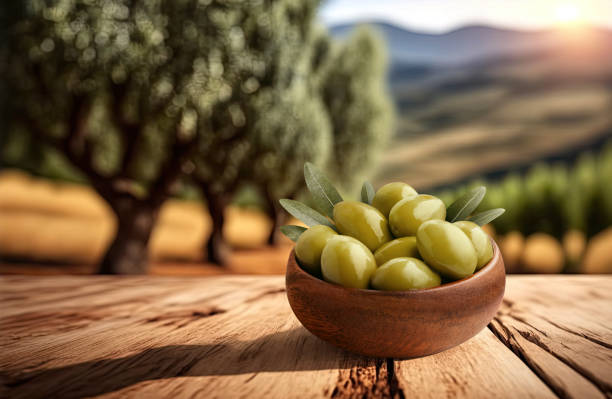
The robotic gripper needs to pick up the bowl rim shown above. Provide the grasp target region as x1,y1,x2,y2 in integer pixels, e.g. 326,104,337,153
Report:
287,238,502,297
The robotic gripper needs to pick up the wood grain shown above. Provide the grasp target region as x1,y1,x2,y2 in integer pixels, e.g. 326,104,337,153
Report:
394,329,557,399
489,276,612,399
1,275,611,398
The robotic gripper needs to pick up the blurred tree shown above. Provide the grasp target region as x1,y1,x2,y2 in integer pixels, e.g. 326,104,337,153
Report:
248,24,395,247
447,140,612,244
3,1,395,269
3,0,248,274
249,85,332,246
321,26,394,194
248,23,333,246
192,0,327,261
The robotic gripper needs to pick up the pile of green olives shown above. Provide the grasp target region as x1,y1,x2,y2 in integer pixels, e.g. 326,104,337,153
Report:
294,182,494,291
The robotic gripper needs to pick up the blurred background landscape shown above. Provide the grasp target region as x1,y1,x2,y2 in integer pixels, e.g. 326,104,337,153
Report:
1,0,611,275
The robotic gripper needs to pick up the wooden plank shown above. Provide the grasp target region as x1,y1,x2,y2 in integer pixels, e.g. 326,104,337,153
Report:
1,276,611,398
489,276,612,399
0,276,380,399
394,328,557,399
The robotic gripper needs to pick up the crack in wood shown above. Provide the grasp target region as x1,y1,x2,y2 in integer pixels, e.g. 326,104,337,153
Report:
488,320,565,398
330,358,404,398
490,316,609,399
245,288,286,303
539,316,612,350
144,308,226,327
386,358,405,399
507,312,610,394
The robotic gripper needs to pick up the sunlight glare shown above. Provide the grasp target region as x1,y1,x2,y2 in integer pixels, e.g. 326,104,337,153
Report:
554,3,582,24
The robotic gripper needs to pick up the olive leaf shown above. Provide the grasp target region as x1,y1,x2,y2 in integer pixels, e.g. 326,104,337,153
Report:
280,225,307,242
279,199,336,230
304,162,343,218
446,186,486,222
361,181,375,205
467,208,506,226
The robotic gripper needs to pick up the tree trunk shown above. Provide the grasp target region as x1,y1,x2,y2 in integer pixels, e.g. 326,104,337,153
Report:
264,190,286,246
98,199,159,275
202,186,230,266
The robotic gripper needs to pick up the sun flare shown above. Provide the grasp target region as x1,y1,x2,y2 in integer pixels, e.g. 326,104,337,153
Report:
554,3,582,24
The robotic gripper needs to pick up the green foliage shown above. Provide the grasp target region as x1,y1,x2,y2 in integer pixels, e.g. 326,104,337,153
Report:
280,225,307,242
446,186,486,222
321,26,394,194
443,185,503,225
3,0,255,197
233,1,334,210
279,199,335,229
247,83,332,202
279,162,341,237
304,162,343,218
467,209,506,226
361,182,375,204
442,142,612,238
4,0,395,222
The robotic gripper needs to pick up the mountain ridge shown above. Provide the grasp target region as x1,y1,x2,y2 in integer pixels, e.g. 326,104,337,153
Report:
330,21,612,65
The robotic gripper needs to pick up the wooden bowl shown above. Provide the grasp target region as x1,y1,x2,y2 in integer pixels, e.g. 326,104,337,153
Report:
285,240,505,358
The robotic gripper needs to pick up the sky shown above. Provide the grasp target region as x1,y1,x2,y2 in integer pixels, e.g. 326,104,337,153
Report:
319,0,612,33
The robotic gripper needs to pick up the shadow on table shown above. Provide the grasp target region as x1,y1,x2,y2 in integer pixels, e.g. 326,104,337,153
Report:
2,327,368,398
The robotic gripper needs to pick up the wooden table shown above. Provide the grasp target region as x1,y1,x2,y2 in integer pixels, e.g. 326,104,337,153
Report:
1,275,611,399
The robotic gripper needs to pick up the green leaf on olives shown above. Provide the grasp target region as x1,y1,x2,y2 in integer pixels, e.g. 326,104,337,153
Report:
361,181,375,205
304,162,343,218
279,199,336,230
467,208,506,226
446,186,486,222
280,225,307,242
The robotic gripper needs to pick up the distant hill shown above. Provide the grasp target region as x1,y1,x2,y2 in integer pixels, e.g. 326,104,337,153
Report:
329,22,612,190
330,21,612,66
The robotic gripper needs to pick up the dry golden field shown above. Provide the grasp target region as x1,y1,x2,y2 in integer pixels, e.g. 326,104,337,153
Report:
0,170,294,275
1,170,611,275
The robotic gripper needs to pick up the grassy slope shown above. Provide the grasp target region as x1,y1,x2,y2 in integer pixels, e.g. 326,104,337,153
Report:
376,46,612,190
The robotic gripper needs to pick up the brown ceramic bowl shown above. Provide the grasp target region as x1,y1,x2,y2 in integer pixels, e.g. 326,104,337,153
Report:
286,240,505,358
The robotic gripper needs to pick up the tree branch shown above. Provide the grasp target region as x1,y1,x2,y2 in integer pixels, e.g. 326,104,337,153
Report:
109,82,144,177
22,100,112,200
148,129,197,207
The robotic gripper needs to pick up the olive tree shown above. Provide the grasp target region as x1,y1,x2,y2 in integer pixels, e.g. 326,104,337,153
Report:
239,24,394,248
193,0,325,261
321,26,394,193
3,0,245,274
246,17,333,246
249,85,332,245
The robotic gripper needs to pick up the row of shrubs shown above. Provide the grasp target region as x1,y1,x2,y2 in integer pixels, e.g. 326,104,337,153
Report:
437,140,612,240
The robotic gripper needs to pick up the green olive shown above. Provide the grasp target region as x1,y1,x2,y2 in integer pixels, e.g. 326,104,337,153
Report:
373,236,419,266
416,220,477,279
371,257,441,291
454,221,493,270
372,182,418,218
321,235,377,289
389,194,446,237
333,200,392,252
295,225,338,276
